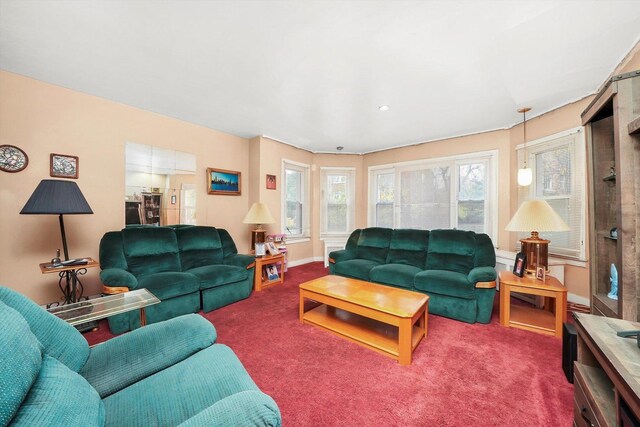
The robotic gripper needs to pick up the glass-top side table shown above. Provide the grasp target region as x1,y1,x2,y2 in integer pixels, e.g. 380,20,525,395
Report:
47,288,160,327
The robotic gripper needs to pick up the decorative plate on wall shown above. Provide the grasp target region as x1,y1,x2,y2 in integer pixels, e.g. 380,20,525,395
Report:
0,145,29,173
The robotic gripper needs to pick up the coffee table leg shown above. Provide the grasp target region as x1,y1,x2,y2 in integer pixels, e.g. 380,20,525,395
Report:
299,291,304,323
140,307,147,327
398,317,412,365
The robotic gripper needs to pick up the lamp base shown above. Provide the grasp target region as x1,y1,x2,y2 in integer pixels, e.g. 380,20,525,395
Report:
520,232,550,274
250,229,266,249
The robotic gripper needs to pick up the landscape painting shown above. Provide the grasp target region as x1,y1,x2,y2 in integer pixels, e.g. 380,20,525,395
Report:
207,168,241,195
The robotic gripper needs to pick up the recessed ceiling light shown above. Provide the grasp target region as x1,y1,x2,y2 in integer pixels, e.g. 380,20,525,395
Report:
379,105,390,111
336,146,344,151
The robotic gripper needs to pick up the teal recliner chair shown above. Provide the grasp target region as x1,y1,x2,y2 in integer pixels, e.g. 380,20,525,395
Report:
329,228,497,324
0,286,281,427
99,225,255,334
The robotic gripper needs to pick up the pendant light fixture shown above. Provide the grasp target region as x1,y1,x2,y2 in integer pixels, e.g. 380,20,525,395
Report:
517,107,533,186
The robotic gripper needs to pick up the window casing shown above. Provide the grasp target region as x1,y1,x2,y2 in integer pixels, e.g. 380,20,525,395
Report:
368,150,498,242
517,127,585,260
282,160,310,239
320,167,355,236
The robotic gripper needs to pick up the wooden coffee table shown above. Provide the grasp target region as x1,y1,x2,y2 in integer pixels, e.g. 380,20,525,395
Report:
299,275,429,365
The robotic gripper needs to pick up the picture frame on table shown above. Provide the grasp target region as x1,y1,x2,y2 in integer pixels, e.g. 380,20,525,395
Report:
50,153,79,179
207,168,241,195
536,266,545,281
254,243,266,257
265,265,279,281
513,252,526,277
266,242,280,255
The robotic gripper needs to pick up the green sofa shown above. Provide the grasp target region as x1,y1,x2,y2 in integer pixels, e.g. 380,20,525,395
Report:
0,286,281,427
99,225,255,334
329,228,497,324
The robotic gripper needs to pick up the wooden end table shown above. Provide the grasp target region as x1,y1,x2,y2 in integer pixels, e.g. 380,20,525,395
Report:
254,253,285,291
40,257,100,305
499,270,567,338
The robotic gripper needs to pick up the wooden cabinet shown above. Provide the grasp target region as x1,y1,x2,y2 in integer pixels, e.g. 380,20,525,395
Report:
582,70,640,320
573,313,640,426
141,193,162,226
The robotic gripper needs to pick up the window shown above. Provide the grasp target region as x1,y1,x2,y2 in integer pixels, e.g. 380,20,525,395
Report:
320,168,355,235
517,128,585,260
369,151,497,242
282,160,310,239
180,184,196,225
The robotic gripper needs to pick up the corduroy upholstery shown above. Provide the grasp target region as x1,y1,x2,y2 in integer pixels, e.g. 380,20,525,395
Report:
0,287,281,427
99,225,254,334
329,228,497,324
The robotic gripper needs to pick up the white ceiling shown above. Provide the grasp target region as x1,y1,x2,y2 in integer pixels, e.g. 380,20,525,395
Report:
1,1,639,154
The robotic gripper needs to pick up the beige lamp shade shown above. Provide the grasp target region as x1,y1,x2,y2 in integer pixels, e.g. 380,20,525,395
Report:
505,200,569,232
243,202,275,225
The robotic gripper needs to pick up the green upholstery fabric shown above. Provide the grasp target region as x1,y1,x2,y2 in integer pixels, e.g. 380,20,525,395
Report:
386,229,429,268
99,231,128,270
355,227,393,263
369,264,422,289
188,265,248,290
476,288,497,324
426,229,476,274
0,301,43,426
10,355,105,427
122,227,181,276
137,272,200,300
333,259,381,281
81,314,216,398
224,253,255,269
0,287,89,372
103,344,265,427
201,280,253,313
474,233,497,267
328,229,361,274
428,294,478,324
217,228,239,257
414,270,475,299
344,229,362,251
468,266,497,283
178,391,281,427
175,226,224,270
99,268,137,288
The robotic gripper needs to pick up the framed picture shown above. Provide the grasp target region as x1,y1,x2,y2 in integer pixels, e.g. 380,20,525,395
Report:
536,266,546,281
50,153,79,179
266,174,277,190
207,168,241,195
255,243,266,257
265,265,279,281
266,242,280,256
513,252,526,277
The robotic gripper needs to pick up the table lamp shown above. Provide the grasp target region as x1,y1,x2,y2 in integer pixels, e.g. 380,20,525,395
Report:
505,199,569,274
243,202,275,249
20,179,94,261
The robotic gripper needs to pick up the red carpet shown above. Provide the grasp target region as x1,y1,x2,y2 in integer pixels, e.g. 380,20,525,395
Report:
85,263,573,426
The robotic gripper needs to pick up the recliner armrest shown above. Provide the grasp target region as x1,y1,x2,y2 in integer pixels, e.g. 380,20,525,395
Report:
468,266,497,284
80,314,217,398
224,253,256,269
328,249,355,264
100,268,137,289
177,390,282,427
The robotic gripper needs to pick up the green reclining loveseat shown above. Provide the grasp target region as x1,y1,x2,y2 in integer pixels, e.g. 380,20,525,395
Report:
329,228,497,324
0,286,281,427
99,225,255,333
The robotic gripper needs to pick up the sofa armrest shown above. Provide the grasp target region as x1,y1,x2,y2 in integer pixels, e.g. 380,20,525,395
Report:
177,390,281,427
80,314,217,398
224,253,256,269
468,266,497,284
328,249,355,264
100,268,138,290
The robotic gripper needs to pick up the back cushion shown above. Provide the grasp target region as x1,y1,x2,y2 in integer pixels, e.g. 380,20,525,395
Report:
0,287,89,373
99,231,127,270
386,229,429,268
426,229,476,274
175,226,224,270
122,227,181,276
474,233,496,267
355,228,393,264
0,301,43,426
217,228,238,258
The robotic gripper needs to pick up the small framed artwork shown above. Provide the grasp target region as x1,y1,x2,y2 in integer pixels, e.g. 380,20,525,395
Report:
207,168,241,195
266,241,280,256
265,265,279,281
266,174,277,190
536,266,546,281
255,243,266,257
513,252,526,277
171,195,177,205
50,153,79,179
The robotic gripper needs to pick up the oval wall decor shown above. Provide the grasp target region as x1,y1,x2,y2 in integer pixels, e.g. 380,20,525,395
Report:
0,145,29,173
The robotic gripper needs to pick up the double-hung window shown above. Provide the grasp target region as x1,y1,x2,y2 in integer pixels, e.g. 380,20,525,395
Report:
517,128,585,260
369,150,497,242
320,167,355,236
282,160,310,239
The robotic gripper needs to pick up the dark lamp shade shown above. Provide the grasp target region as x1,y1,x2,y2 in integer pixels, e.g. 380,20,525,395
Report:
20,179,93,215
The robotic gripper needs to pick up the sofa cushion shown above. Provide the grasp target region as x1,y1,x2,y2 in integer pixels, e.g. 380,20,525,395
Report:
103,344,261,427
425,229,476,274
0,287,89,373
414,270,475,300
333,259,380,281
386,229,429,268
474,233,496,267
122,227,181,276
10,355,104,427
137,272,200,300
187,265,249,290
355,227,393,264
175,226,224,270
369,264,422,289
99,231,128,270
0,301,43,426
